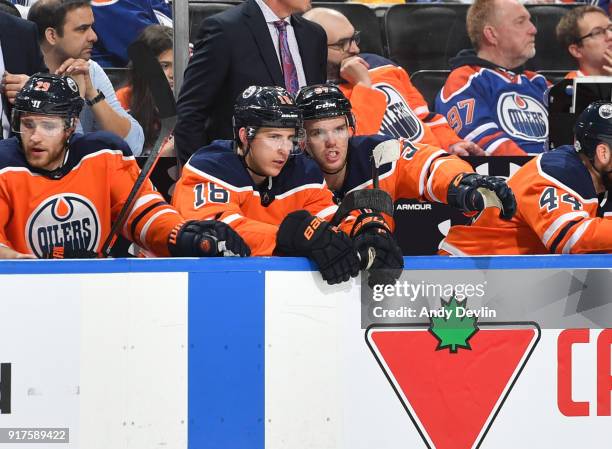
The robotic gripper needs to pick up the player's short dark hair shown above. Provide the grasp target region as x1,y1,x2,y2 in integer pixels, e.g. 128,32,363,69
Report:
556,5,607,55
28,0,91,41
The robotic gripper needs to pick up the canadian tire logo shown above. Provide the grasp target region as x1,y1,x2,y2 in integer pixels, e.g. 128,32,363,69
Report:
366,297,540,449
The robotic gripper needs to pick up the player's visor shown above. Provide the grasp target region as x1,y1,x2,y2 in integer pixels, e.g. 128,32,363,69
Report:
306,124,349,143
15,116,66,137
251,127,305,156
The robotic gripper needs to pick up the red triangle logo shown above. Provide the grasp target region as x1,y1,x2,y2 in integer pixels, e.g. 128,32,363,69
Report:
366,322,540,449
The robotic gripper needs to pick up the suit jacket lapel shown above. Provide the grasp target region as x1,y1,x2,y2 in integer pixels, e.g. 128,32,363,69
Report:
243,0,284,86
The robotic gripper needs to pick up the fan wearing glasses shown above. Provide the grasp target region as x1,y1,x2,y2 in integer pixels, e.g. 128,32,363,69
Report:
303,8,484,157
557,5,612,79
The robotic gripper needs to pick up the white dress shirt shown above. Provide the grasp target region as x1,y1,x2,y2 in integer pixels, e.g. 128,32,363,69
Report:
254,0,307,89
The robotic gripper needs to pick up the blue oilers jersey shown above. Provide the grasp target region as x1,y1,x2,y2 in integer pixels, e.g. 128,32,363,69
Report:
436,56,550,156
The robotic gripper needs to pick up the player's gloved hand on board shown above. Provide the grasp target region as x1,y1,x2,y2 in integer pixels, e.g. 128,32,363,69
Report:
43,245,98,259
275,210,360,285
168,220,251,257
447,173,517,220
351,212,404,288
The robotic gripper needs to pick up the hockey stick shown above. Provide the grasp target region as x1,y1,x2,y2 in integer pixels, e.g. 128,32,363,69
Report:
330,139,401,226
100,41,177,258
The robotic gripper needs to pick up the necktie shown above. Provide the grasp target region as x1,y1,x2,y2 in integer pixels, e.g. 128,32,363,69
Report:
273,20,299,95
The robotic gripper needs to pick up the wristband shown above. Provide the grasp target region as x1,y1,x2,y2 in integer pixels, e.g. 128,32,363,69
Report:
86,90,105,106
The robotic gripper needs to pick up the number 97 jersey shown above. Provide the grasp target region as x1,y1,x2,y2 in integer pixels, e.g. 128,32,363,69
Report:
440,146,612,255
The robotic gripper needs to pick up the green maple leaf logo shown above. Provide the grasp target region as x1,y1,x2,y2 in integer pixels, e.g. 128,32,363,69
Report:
429,296,479,353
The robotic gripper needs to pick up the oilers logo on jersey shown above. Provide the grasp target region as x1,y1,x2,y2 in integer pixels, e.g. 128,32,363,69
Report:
373,83,424,142
497,93,548,142
26,193,100,258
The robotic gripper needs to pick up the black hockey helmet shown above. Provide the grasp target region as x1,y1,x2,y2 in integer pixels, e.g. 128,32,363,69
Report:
574,100,612,158
12,73,84,133
295,83,355,128
233,85,303,138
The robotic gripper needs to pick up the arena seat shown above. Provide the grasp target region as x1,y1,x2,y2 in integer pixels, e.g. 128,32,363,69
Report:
385,4,470,75
525,4,578,72
409,69,450,111
311,2,384,55
105,67,129,89
188,2,235,41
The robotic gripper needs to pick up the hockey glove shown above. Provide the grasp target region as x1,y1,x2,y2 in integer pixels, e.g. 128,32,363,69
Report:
276,210,360,285
168,220,251,257
43,245,98,259
351,212,404,288
447,173,517,220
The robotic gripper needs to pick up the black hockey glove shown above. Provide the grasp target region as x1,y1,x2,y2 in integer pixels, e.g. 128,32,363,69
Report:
43,245,98,259
168,220,251,257
351,212,404,288
447,173,517,220
275,210,360,285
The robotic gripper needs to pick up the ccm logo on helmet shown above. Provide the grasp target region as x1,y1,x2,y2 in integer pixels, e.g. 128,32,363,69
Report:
26,194,100,258
497,93,548,142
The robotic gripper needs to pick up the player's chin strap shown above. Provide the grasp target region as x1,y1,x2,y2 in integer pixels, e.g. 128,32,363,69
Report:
320,156,348,176
32,140,72,180
21,120,75,180
239,146,276,207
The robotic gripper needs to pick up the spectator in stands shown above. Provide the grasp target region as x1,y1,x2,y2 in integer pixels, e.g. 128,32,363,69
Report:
556,5,612,78
91,0,172,68
28,0,145,155
440,100,612,255
116,24,174,155
173,0,328,165
303,8,483,157
0,9,47,139
436,0,549,156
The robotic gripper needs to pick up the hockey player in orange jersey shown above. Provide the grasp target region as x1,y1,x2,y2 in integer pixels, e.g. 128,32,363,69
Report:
302,7,484,157
172,85,404,286
0,73,249,259
294,84,517,229
440,101,612,255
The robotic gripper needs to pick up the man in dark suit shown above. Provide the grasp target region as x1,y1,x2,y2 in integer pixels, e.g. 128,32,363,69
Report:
174,0,327,165
0,11,47,138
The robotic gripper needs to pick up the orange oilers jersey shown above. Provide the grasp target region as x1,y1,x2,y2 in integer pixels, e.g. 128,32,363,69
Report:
440,146,612,255
0,132,182,258
334,135,473,206
340,54,461,150
172,140,342,256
